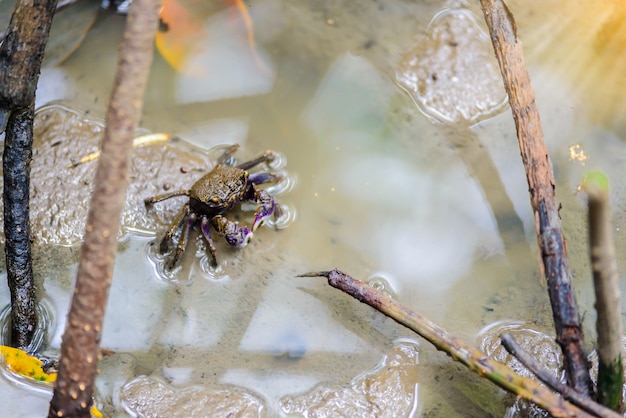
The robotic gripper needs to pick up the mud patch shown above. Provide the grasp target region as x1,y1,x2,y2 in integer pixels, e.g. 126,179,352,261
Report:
396,8,507,124
120,375,265,418
279,342,419,417
0,103,218,245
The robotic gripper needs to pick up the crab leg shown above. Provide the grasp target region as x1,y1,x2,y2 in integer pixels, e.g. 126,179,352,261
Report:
250,188,278,231
170,211,195,269
199,216,218,267
237,150,276,170
159,202,190,253
212,215,253,248
247,171,281,186
216,144,240,166
144,189,189,206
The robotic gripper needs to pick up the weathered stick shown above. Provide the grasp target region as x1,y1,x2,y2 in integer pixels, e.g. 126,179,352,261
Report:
47,0,161,416
583,172,624,411
501,333,621,418
3,107,36,350
479,0,593,395
0,0,57,350
300,269,593,417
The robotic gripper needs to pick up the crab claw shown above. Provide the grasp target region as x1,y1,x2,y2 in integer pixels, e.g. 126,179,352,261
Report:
251,189,276,231
213,215,253,248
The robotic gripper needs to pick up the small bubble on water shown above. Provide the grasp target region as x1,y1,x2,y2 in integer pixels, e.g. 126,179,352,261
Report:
267,150,287,169
265,204,297,230
198,255,227,280
367,274,396,298
264,169,296,196
145,240,181,283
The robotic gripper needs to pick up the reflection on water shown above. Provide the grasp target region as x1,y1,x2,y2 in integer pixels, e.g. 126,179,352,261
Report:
1,0,626,416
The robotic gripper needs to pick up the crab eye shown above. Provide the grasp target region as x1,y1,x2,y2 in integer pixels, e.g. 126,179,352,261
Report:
211,197,219,203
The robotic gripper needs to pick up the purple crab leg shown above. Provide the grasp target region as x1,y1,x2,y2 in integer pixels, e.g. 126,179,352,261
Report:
200,216,218,266
251,189,277,231
212,215,253,248
248,171,281,186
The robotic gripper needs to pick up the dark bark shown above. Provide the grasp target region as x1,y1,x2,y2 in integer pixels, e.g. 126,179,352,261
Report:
0,0,57,350
0,0,57,111
48,0,160,416
479,0,593,396
3,106,35,350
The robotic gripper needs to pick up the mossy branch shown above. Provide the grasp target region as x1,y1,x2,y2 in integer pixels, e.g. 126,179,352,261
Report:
300,269,595,417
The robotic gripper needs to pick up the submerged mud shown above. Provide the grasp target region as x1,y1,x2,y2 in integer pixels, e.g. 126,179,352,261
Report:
396,7,507,124
0,103,213,245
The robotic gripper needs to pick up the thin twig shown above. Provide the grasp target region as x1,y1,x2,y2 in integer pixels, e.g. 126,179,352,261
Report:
583,172,624,411
300,269,593,417
479,0,593,395
47,0,161,416
501,333,621,418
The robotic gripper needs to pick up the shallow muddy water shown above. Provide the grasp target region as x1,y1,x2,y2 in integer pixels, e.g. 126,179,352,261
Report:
1,0,626,416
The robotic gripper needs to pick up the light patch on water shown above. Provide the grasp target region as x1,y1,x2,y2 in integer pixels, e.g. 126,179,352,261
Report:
43,238,171,353
35,68,73,109
238,281,368,355
179,118,250,150
326,153,502,292
99,239,172,352
174,8,275,104
303,53,391,140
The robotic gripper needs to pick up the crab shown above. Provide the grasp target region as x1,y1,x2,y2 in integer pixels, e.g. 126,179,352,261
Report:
144,144,282,269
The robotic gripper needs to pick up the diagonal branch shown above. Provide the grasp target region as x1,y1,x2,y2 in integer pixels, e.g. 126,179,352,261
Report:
300,269,594,417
